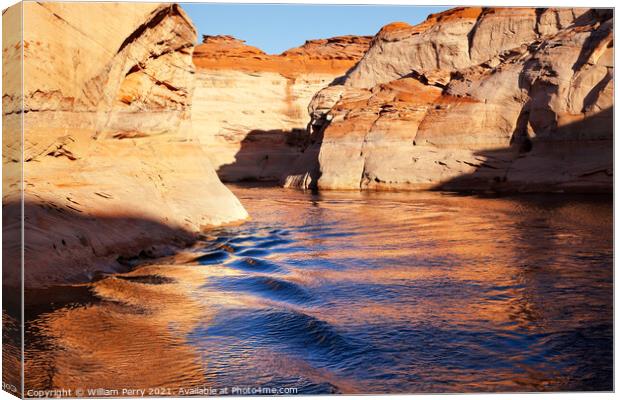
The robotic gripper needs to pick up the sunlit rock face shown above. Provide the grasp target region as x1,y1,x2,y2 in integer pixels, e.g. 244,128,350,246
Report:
285,7,612,192
2,3,248,288
191,34,371,182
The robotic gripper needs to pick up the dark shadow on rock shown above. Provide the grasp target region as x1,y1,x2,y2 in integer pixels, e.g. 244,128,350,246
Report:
435,107,613,193
328,64,357,86
571,9,613,72
217,128,315,184
276,119,327,191
582,71,613,111
2,200,198,294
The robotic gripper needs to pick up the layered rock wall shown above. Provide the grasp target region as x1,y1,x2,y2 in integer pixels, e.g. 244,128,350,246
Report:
2,3,248,288
191,35,371,181
285,7,613,192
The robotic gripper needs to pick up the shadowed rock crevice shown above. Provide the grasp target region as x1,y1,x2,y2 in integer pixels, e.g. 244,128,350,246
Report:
216,129,311,183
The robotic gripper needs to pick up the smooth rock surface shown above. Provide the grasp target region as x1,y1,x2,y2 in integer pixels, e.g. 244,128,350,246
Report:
284,7,612,192
2,3,248,288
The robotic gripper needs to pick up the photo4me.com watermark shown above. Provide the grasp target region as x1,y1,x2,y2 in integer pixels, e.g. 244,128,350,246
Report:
25,385,299,397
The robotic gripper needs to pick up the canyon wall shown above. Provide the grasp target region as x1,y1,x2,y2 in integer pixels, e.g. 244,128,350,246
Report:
191,34,371,182
284,7,613,192
2,2,248,288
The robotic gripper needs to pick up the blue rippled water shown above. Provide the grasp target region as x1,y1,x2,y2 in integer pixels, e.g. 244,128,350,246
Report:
25,186,613,394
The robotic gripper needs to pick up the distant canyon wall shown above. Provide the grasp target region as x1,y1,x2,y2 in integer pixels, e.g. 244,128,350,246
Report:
2,2,248,287
284,7,613,192
191,34,371,181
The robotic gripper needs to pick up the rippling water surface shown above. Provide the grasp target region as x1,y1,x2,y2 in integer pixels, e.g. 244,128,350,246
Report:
25,186,613,393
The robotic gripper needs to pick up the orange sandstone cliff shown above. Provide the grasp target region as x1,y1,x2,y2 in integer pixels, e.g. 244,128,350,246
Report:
283,7,613,192
191,34,371,181
2,3,248,288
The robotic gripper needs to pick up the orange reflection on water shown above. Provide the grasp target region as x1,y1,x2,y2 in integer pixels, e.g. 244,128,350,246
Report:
24,187,613,393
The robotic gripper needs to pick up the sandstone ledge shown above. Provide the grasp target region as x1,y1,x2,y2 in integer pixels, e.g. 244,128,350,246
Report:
3,3,248,289
193,34,372,78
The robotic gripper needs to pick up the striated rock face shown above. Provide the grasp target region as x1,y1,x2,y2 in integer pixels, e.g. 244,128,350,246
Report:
285,7,613,192
281,35,373,61
191,34,371,181
2,3,248,288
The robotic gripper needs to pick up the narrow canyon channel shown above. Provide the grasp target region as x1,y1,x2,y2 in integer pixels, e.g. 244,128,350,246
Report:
3,3,613,397
23,186,612,393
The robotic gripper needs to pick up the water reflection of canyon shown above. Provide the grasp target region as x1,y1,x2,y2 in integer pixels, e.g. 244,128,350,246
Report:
25,186,612,393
